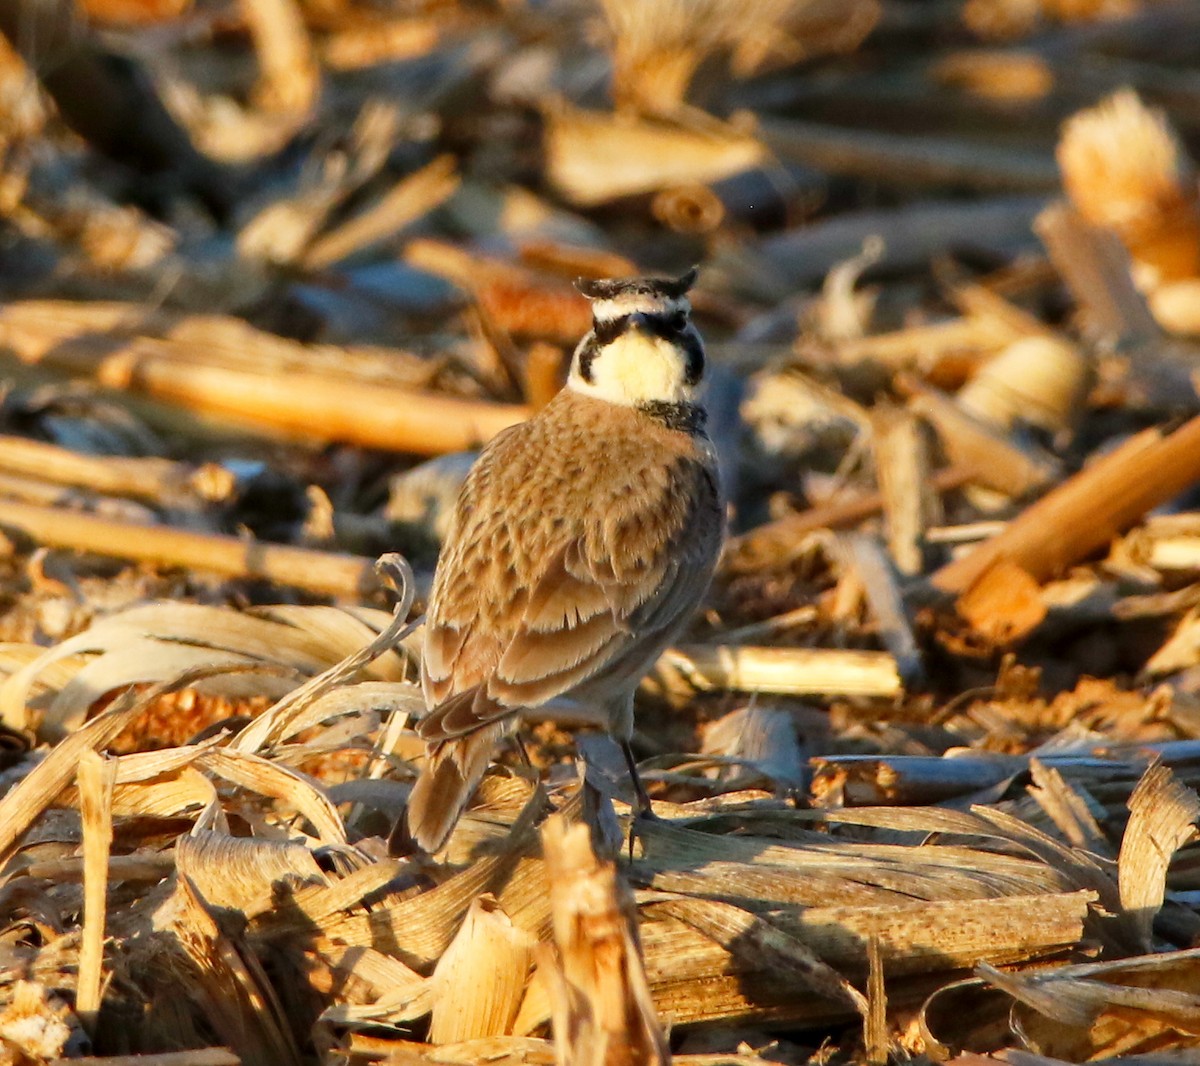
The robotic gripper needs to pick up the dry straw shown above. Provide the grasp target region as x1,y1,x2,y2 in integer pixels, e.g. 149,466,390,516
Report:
1057,88,1200,287
597,0,879,113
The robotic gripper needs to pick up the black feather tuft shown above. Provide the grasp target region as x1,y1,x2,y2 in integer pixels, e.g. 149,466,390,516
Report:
574,268,699,301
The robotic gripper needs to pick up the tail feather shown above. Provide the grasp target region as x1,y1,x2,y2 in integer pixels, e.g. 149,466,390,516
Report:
405,720,513,852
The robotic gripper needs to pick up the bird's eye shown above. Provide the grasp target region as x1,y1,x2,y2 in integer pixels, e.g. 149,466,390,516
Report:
669,310,687,331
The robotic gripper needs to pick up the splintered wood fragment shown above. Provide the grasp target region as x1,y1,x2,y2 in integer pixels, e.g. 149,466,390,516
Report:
76,749,117,1032
871,405,937,575
0,499,378,598
660,644,902,699
932,414,1200,593
723,465,974,575
429,895,534,1044
540,815,668,1066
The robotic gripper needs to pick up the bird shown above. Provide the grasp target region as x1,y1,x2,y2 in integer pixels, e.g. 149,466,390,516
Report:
403,267,724,854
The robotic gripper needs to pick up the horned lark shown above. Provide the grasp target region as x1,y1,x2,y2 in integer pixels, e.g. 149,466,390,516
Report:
405,268,724,853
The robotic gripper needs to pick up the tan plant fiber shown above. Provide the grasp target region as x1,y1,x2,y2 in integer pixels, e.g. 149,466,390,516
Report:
598,0,879,113
1057,89,1200,287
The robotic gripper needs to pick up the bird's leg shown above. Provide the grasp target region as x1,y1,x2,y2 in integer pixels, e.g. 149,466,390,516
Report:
620,739,661,863
513,732,534,769
620,739,652,815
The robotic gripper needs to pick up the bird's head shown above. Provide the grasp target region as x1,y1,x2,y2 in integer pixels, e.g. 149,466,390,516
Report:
567,268,705,407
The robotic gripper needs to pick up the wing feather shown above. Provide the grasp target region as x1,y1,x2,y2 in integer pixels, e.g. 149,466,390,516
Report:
419,445,721,738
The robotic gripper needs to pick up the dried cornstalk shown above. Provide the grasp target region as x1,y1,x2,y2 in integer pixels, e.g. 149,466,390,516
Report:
977,946,1200,1058
48,347,528,455
49,1053,241,1065
655,895,869,1017
700,705,805,790
837,534,922,682
231,556,417,755
0,0,229,210
75,749,116,1031
955,335,1092,438
0,300,530,453
0,499,379,599
1026,760,1109,855
722,465,974,575
1148,277,1200,336
637,891,1094,1028
599,0,878,113
760,116,1058,193
810,753,1020,807
162,873,303,1066
0,982,74,1062
834,314,1023,371
175,831,329,916
870,405,938,575
723,196,1045,293
540,815,668,1066
1057,89,1200,286
302,156,461,270
404,240,591,343
932,414,1200,593
241,0,318,115
1035,202,1162,346
544,105,765,207
0,433,233,507
906,384,1057,498
1145,607,1200,676
658,643,902,698
321,18,441,70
